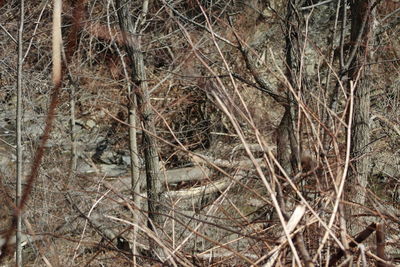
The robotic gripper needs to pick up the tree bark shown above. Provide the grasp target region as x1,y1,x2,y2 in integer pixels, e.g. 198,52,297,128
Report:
115,0,162,251
348,0,374,209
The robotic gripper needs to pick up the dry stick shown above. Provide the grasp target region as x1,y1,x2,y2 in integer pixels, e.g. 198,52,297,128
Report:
299,0,334,10
22,1,47,62
15,0,25,264
366,251,395,267
337,256,353,267
72,185,111,261
0,0,62,262
0,23,17,43
253,218,319,265
107,2,141,263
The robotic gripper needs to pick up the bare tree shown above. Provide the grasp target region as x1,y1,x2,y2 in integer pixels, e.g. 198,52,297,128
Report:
2,0,400,265
115,0,163,254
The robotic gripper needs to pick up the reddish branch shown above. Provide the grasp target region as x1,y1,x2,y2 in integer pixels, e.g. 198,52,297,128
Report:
0,0,83,261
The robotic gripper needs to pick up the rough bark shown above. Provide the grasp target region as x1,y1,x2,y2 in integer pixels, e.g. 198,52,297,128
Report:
115,0,161,225
348,0,374,209
115,1,163,260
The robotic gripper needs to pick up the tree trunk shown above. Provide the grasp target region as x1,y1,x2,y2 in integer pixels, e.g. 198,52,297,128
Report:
274,2,314,266
348,0,374,209
115,0,162,241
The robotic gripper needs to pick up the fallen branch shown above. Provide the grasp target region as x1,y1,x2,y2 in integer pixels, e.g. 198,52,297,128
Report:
159,166,211,185
191,153,265,169
162,178,232,199
106,166,212,192
195,252,258,260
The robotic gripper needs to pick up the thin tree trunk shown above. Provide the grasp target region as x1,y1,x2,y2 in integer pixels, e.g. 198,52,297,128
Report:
115,0,162,247
69,84,77,177
16,0,25,264
128,96,140,203
274,2,314,266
